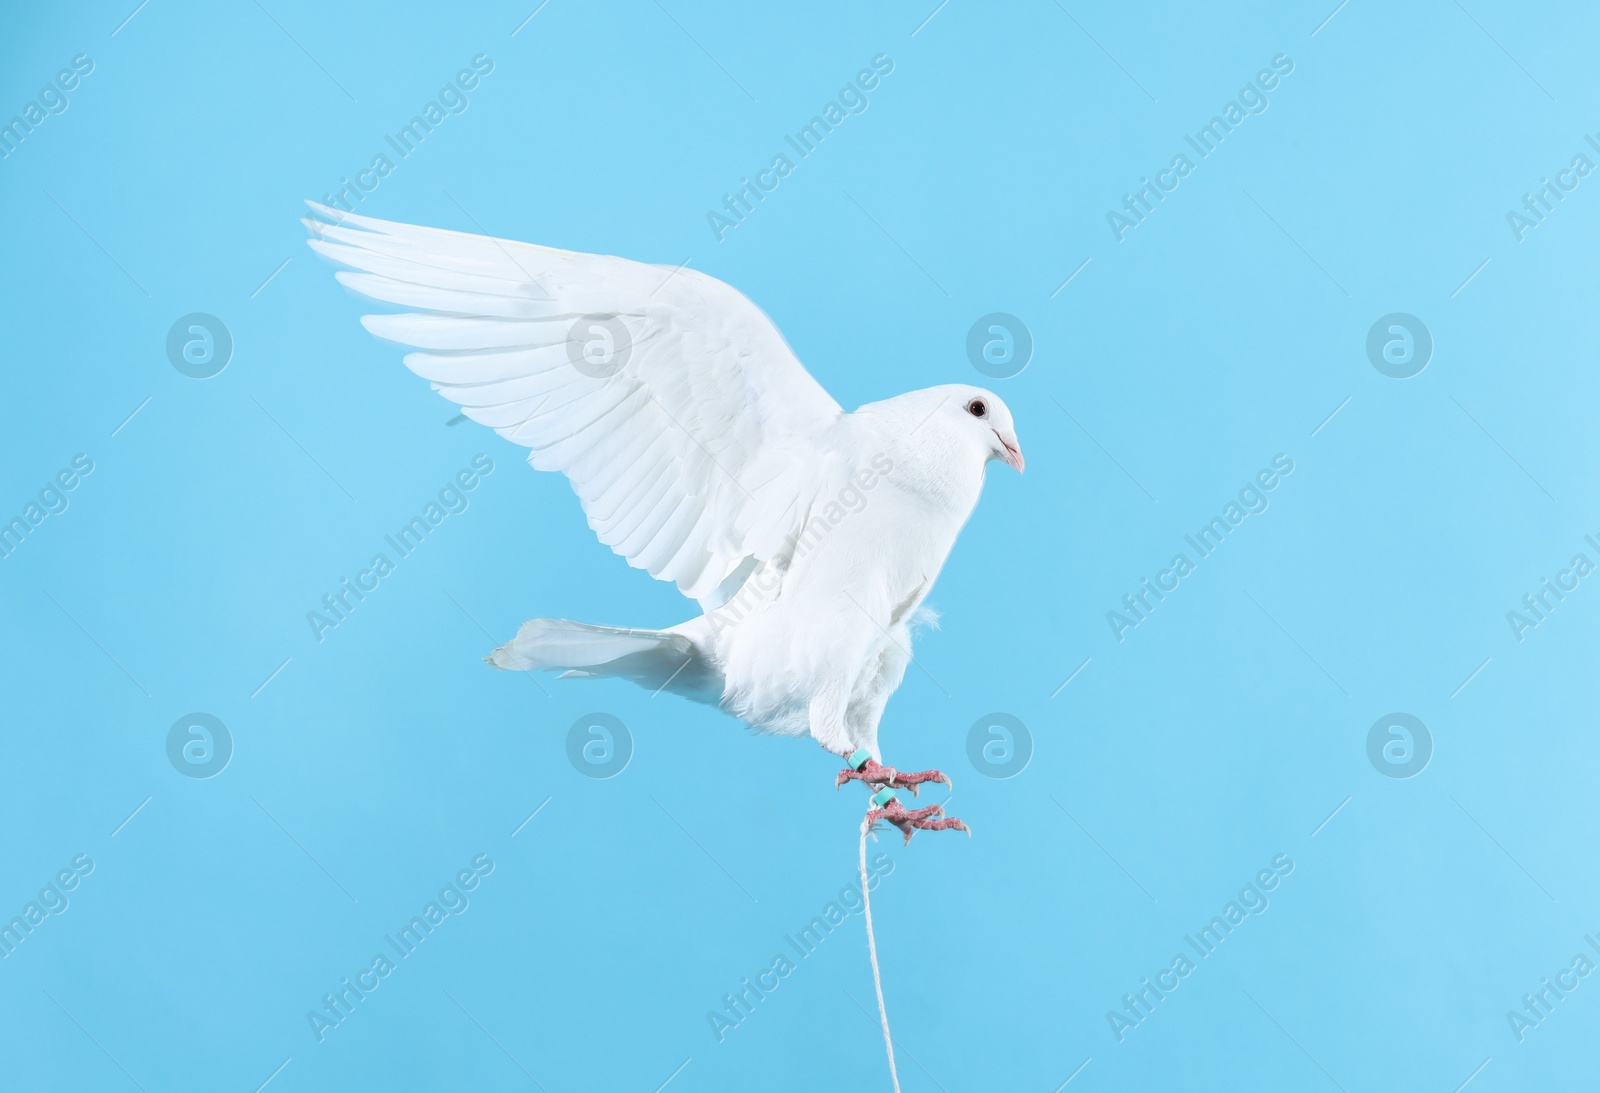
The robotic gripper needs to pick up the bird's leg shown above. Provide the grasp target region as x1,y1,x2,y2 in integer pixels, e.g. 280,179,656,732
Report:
866,788,971,845
834,749,953,797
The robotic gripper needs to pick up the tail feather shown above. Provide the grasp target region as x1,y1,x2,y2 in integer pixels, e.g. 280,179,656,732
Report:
488,618,720,701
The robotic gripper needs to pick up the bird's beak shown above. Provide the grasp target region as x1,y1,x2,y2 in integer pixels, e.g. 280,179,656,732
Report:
997,434,1024,474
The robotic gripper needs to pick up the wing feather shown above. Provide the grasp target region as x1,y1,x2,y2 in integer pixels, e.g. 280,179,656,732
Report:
306,204,842,604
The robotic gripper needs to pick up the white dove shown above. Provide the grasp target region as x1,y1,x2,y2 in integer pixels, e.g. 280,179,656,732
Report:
305,204,1023,839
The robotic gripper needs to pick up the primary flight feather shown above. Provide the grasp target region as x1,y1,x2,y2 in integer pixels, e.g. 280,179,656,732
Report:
305,203,1023,839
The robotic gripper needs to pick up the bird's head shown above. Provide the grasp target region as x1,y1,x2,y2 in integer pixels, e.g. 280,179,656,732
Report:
933,384,1024,474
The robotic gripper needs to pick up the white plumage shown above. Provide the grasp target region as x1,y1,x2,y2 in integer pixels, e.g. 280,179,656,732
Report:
305,204,1023,763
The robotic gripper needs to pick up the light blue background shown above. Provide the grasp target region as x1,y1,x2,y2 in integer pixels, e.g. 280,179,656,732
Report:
2,1,1597,1090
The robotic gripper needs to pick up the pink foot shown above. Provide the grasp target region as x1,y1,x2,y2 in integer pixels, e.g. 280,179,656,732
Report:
835,758,953,796
867,798,971,845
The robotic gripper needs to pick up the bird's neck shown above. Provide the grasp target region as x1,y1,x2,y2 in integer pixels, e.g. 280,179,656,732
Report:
854,415,987,520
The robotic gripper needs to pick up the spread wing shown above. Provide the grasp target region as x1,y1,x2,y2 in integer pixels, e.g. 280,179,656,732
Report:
304,204,843,606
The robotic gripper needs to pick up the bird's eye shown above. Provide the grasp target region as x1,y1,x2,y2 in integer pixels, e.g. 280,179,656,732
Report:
966,398,987,419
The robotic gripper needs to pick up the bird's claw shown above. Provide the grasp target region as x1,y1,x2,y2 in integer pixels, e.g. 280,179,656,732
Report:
836,758,953,795
866,798,971,845
839,754,966,842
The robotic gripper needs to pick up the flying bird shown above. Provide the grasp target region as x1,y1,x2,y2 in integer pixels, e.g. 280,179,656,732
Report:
304,204,1023,840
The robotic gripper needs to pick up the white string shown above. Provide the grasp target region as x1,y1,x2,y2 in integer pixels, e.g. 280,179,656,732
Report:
860,815,901,1093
